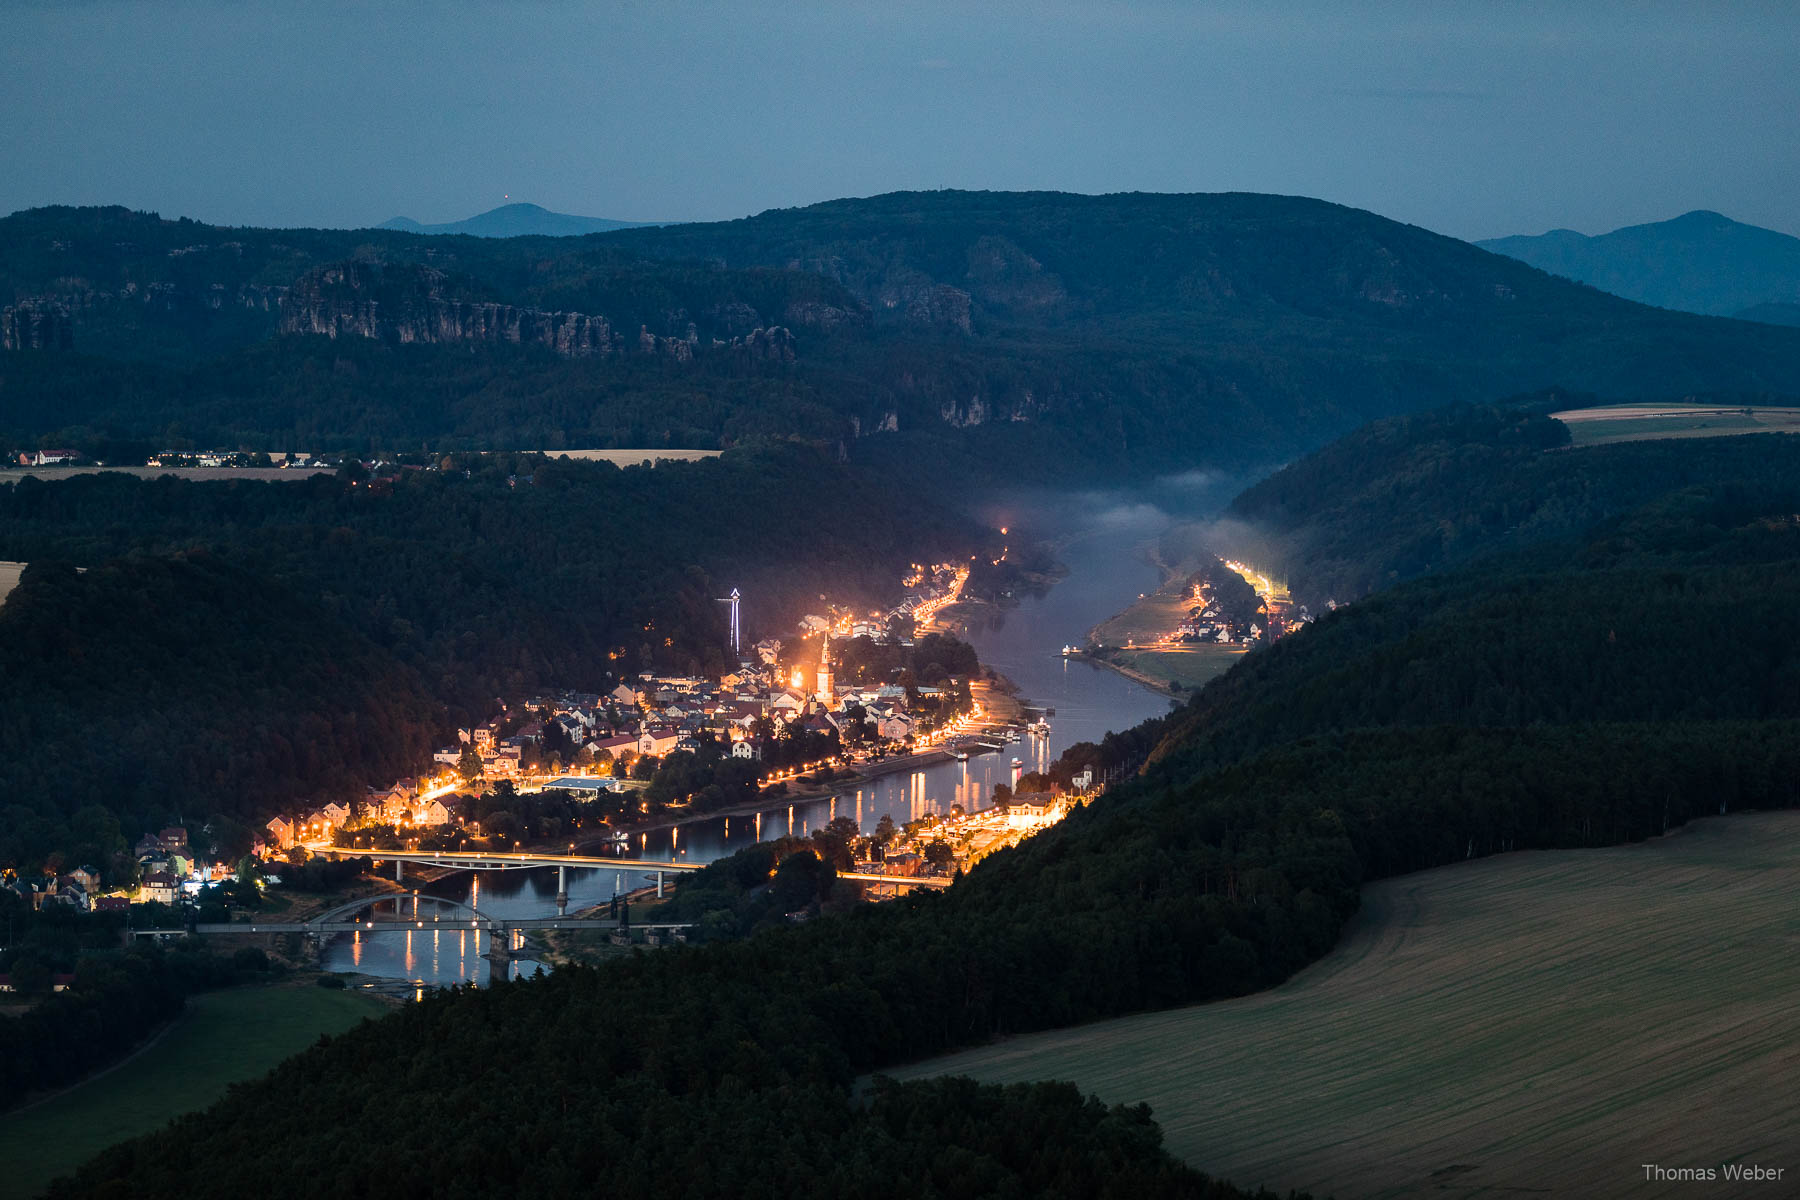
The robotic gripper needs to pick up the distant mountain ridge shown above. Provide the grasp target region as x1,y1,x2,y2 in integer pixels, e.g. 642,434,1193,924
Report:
376,202,661,237
1478,210,1800,318
7,192,1800,475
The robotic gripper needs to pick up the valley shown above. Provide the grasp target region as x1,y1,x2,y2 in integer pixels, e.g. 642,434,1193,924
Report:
10,5,1800,1197
8,198,1800,1200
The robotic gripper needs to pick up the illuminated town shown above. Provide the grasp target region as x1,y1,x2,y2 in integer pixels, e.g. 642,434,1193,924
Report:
30,558,1086,914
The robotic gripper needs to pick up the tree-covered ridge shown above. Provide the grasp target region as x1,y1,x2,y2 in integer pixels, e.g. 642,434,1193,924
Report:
7,194,1800,477
0,205,860,362
1221,399,1800,605
0,442,987,857
1152,494,1800,782
54,468,1800,1199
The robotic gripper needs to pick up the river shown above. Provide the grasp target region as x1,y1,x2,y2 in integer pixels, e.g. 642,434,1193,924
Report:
324,492,1182,985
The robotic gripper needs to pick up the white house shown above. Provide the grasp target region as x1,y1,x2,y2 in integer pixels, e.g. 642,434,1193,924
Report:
415,800,453,827
265,816,296,849
876,713,915,741
590,734,638,761
637,727,681,757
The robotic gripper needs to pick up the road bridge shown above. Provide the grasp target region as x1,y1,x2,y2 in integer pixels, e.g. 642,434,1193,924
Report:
312,847,950,902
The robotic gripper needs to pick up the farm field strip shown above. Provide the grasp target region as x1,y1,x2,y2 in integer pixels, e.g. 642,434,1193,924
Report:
894,812,1800,1198
1551,404,1800,446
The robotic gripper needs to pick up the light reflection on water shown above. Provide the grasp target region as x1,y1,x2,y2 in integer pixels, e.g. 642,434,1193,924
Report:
323,494,1182,985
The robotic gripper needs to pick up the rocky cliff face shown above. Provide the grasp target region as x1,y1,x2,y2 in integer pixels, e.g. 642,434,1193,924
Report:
2,298,73,350
280,260,797,363
782,298,869,332
905,284,973,333
280,261,625,357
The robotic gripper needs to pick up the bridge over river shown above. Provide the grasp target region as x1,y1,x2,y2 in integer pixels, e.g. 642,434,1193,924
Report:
130,890,698,970
132,850,948,971
315,848,951,909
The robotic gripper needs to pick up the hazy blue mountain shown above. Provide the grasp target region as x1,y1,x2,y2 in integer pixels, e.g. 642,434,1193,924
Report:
1478,210,1800,316
376,202,661,237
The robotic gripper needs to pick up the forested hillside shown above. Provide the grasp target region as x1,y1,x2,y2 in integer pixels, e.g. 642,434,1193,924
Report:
0,442,985,866
1221,399,1800,605
7,193,1800,477
57,453,1800,1199
0,554,438,870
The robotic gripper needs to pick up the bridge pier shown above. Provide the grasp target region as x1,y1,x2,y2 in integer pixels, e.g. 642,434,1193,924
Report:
556,864,568,917
394,857,404,883
655,870,664,900
482,925,512,977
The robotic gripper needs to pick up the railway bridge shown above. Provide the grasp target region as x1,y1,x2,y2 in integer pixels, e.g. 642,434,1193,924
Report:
130,890,691,968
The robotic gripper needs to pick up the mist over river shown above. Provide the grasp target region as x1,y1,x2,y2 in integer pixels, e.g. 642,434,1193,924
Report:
326,488,1215,985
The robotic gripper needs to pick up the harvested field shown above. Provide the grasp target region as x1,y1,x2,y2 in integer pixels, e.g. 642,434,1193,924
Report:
895,811,1800,1198
0,466,329,484
1552,403,1800,446
532,448,722,466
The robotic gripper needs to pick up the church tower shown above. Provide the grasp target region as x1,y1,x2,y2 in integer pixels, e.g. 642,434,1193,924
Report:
815,633,834,702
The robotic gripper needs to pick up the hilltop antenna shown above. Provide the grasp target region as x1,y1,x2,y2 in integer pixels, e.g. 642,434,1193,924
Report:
717,588,741,656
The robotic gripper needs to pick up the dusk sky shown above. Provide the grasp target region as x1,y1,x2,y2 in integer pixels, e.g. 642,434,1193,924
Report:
5,0,1797,240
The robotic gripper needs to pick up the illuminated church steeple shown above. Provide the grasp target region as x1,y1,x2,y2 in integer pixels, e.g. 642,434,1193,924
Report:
815,632,833,701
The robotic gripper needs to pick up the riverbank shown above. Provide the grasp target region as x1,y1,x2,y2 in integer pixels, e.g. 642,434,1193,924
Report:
1077,645,1246,696
1073,650,1179,696
1085,542,1195,647
1077,534,1252,696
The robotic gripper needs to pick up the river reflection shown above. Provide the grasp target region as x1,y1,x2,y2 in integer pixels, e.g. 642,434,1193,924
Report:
323,492,1185,985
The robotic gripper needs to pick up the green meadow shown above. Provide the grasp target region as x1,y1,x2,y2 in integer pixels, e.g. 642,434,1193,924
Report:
1,985,385,1200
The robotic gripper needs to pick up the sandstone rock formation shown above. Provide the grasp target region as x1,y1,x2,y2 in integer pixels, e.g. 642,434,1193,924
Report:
905,284,973,334
1,298,73,350
281,261,624,357
280,260,800,365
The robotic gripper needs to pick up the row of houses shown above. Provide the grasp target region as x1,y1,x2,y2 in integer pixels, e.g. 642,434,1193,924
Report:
14,449,81,466
2,865,103,912
263,787,455,850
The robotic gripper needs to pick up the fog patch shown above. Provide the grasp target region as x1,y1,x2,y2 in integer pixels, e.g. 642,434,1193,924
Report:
1157,468,1223,491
